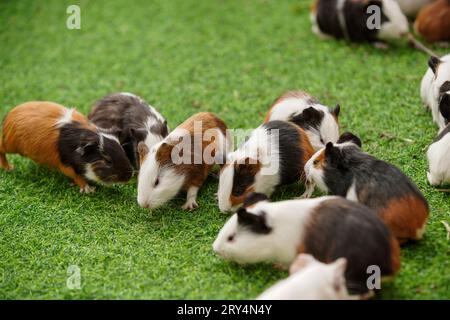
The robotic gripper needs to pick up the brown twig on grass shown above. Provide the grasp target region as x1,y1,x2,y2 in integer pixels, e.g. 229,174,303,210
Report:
441,221,450,241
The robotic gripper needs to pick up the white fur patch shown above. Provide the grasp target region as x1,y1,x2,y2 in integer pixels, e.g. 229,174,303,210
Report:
346,181,358,202
84,163,100,183
378,0,409,41
56,108,74,127
304,149,328,193
427,132,450,186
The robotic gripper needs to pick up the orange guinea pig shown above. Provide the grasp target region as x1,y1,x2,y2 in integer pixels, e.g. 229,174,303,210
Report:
0,101,132,193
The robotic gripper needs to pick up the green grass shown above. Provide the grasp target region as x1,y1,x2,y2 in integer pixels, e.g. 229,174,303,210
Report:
0,0,449,299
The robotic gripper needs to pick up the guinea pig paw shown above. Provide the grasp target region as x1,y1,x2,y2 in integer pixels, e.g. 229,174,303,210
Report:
79,185,96,194
182,199,199,211
272,263,288,271
2,164,14,171
373,42,390,50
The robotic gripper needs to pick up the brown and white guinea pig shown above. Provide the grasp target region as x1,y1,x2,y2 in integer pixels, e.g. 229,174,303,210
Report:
264,91,340,151
311,0,409,44
304,132,429,244
395,0,433,18
217,120,314,213
421,54,450,131
88,92,169,170
257,254,350,300
414,0,450,43
137,112,231,211
213,193,400,296
0,101,132,193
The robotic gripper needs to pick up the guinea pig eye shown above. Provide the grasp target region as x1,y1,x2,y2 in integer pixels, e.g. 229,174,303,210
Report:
227,235,235,242
320,138,324,144
313,159,320,165
154,178,160,187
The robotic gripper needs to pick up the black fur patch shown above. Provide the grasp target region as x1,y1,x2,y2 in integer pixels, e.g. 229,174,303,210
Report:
290,107,324,132
337,132,362,147
231,159,259,197
237,207,272,234
322,143,428,213
439,94,450,125
58,122,132,183
88,93,168,169
428,56,441,75
303,197,395,294
263,121,307,185
316,0,388,42
243,192,269,207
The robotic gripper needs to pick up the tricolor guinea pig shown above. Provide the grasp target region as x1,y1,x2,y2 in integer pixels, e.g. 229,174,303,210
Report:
88,92,169,170
264,91,340,151
0,101,132,193
137,112,231,210
395,0,433,18
213,194,400,296
311,0,409,44
304,132,429,244
421,54,450,131
427,113,450,186
217,120,314,213
257,254,350,300
414,0,450,43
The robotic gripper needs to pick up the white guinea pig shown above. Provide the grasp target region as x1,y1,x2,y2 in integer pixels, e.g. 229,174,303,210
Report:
264,91,340,151
395,0,433,18
311,0,409,43
421,54,450,131
213,193,400,296
427,113,450,186
137,112,231,211
217,120,314,213
257,254,350,300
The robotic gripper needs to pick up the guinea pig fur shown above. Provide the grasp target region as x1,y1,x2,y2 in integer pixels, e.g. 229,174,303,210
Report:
217,120,314,213
427,120,450,186
421,54,450,131
304,132,429,244
311,0,409,43
0,101,132,193
88,92,169,170
414,0,450,43
137,112,231,211
264,91,340,151
213,194,400,296
395,0,433,18
257,254,350,300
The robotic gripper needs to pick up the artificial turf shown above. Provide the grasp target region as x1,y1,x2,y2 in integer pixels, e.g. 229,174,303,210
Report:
0,0,449,299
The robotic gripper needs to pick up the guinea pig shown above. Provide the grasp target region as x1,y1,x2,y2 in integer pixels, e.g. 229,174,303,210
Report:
414,0,450,43
257,254,350,300
421,54,450,131
264,91,340,151
311,0,409,44
137,112,231,210
217,120,314,213
0,101,132,193
88,92,169,170
304,132,429,244
213,193,400,296
395,0,433,18
427,111,450,186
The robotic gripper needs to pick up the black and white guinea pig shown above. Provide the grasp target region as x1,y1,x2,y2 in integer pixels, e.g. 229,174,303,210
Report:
427,114,450,186
213,193,400,296
395,0,433,18
311,0,409,44
0,101,132,193
217,120,314,213
264,91,340,151
88,92,169,169
257,254,350,300
304,132,429,244
137,112,231,211
421,55,450,131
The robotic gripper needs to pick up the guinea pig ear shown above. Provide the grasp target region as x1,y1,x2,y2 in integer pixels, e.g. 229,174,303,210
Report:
243,192,269,208
324,142,342,164
137,141,149,165
289,254,316,275
333,104,340,118
428,56,441,75
337,132,362,148
237,208,272,234
76,137,97,157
